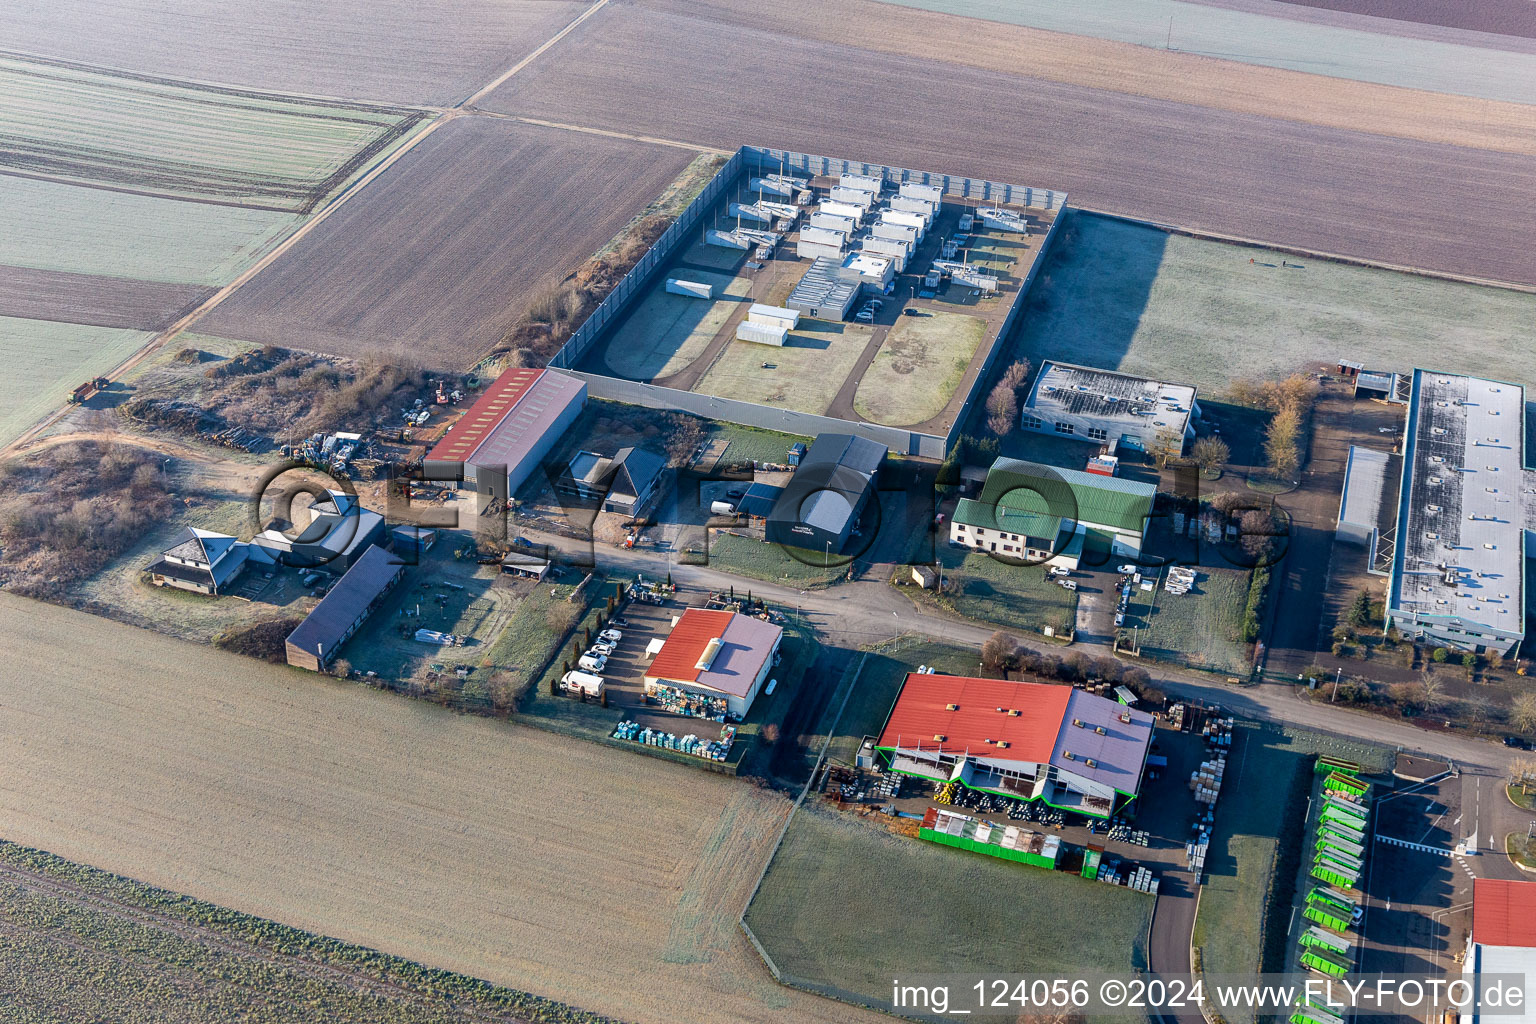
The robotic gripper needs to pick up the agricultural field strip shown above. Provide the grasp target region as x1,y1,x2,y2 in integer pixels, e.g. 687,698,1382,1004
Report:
0,265,212,331
0,858,471,1012
0,52,426,210
487,0,1536,286
0,594,875,1024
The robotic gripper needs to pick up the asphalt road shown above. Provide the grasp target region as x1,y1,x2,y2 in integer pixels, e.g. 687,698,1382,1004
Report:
519,519,1516,775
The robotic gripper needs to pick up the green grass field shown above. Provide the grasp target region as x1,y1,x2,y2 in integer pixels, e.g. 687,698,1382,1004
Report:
0,317,153,446
1013,212,1536,397
931,545,1078,636
604,271,752,379
0,176,300,285
1132,566,1254,675
700,531,846,588
0,839,616,1024
854,312,987,426
746,804,1152,1009
694,321,871,414
0,53,419,210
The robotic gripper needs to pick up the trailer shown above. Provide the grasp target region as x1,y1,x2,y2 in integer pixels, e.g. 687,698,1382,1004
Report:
666,278,714,299
68,377,109,404
1300,949,1350,979
1299,926,1353,957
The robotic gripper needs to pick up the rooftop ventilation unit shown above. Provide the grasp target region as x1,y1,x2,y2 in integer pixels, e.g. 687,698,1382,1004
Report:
946,703,959,711
1085,759,1098,768
1063,751,1075,760
1007,709,1021,717
1095,726,1107,735
933,734,946,742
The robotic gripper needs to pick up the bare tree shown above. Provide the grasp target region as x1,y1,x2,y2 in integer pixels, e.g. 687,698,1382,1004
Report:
1419,672,1445,712
1511,692,1536,733
1192,436,1230,475
1264,405,1302,479
1508,754,1536,795
981,630,1020,670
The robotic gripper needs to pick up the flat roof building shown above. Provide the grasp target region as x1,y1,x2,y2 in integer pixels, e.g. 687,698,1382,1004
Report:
1023,361,1199,456
1385,369,1527,656
425,367,586,499
786,256,861,321
951,456,1157,568
643,608,784,720
877,673,1153,818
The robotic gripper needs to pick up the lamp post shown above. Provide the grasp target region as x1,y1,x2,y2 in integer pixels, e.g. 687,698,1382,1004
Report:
824,540,831,568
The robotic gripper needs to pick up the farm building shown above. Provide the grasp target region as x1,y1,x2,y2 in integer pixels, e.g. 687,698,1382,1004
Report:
423,367,587,500
1465,878,1536,1024
951,457,1157,567
643,608,783,720
562,446,667,516
877,673,1154,819
285,545,405,672
1022,362,1200,456
1385,370,1528,655
735,481,785,520
765,432,885,554
785,256,861,321
251,489,386,570
145,527,250,595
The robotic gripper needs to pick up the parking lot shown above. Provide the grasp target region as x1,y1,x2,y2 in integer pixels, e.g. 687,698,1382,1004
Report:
1359,774,1469,980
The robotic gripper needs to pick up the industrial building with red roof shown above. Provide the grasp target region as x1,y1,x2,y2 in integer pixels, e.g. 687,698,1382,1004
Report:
424,367,586,499
877,673,1153,818
643,608,783,720
1466,878,1536,1024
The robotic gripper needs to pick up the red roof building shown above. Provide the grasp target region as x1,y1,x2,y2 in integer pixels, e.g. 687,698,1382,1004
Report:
643,608,783,720
877,673,1153,818
1472,878,1536,948
423,368,586,499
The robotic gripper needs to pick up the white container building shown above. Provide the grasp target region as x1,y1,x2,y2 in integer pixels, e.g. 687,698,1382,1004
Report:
871,220,920,246
665,278,713,299
899,181,944,205
736,320,788,346
880,209,927,241
828,186,876,209
809,211,856,236
978,207,1029,233
747,304,800,330
861,236,910,272
890,195,937,219
819,200,865,225
840,172,884,193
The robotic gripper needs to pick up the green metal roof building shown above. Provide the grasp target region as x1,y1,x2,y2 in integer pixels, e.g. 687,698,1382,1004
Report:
949,456,1157,568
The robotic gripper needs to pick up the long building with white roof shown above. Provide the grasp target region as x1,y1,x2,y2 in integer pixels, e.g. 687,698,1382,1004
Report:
1385,369,1528,655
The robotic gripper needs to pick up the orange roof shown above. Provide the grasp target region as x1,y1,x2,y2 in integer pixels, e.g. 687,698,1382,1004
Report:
647,608,735,684
877,673,1073,762
426,367,544,463
1473,878,1536,948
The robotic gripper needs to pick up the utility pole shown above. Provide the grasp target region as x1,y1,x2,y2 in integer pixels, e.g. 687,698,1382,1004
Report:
1330,666,1342,702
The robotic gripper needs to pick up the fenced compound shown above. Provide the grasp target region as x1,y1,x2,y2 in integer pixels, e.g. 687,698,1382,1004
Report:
549,146,1067,458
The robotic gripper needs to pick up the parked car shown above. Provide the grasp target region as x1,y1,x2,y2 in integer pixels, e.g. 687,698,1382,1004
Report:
1056,579,1078,591
578,653,608,673
598,628,623,643
855,308,874,323
726,487,746,499
1505,735,1531,749
588,642,615,656
902,307,920,316
1117,564,1139,574
1048,566,1071,577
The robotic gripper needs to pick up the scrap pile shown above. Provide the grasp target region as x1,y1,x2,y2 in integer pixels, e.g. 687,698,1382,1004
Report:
1163,565,1198,595
647,683,728,721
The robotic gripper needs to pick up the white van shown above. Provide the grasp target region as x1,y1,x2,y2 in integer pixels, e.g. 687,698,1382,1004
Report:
579,653,608,673
710,500,736,516
560,670,605,697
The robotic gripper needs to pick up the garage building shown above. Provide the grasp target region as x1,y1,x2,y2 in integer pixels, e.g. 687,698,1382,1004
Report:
765,432,885,554
643,608,783,720
1022,361,1199,457
285,545,405,671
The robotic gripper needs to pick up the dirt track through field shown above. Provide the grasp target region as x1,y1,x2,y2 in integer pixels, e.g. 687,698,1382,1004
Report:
485,0,1536,287
0,594,881,1024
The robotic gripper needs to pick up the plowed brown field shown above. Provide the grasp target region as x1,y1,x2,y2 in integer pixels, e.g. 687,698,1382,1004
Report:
0,593,881,1024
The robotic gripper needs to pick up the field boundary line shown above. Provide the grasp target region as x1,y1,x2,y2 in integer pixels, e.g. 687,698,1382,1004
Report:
498,115,731,156
738,652,868,923
460,0,613,108
1077,205,1536,294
